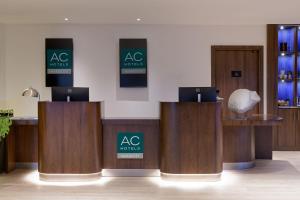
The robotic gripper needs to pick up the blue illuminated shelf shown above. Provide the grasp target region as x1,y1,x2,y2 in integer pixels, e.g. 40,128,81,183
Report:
277,25,297,107
279,51,295,56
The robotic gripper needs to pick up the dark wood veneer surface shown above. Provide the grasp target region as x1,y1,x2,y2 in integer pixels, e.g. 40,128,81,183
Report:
103,119,159,169
38,102,102,174
223,114,282,161
5,120,38,172
223,126,255,163
267,24,300,150
160,102,223,174
211,45,264,117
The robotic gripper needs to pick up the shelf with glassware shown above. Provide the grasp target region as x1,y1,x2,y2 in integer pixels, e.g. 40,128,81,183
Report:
277,25,298,108
267,24,300,150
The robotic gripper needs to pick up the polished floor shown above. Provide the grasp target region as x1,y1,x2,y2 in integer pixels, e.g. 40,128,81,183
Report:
0,151,300,200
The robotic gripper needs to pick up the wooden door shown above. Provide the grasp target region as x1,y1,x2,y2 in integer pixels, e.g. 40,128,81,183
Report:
212,46,264,118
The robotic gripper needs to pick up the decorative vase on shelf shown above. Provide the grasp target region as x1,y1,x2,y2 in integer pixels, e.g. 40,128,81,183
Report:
280,42,288,52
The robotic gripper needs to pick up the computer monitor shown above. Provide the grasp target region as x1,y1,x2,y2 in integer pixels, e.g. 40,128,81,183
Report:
52,87,89,102
179,87,217,102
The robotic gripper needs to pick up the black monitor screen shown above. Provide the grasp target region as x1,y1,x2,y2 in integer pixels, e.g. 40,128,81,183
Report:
52,87,89,102
179,87,217,102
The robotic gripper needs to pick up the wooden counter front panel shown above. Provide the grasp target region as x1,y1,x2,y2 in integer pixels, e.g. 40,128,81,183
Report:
255,126,273,159
103,120,159,169
160,103,223,174
15,125,38,163
5,120,38,173
39,103,64,173
80,103,102,173
223,126,255,163
38,102,102,174
5,128,15,172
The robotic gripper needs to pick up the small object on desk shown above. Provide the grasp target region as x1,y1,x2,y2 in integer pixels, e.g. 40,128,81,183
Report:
216,89,224,101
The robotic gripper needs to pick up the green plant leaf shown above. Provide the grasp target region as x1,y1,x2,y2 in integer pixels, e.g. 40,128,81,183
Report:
0,117,12,140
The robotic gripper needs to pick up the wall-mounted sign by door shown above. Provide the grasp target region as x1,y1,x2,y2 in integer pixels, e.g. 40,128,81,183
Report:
117,132,144,159
231,70,242,77
45,38,73,87
119,39,147,87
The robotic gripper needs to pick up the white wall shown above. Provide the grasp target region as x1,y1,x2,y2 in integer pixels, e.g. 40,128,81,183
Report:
2,24,266,118
0,24,6,108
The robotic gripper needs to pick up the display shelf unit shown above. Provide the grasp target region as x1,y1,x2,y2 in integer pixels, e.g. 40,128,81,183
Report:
267,24,300,150
277,26,297,107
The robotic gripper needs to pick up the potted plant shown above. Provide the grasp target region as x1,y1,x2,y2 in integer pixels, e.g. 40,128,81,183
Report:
0,113,12,173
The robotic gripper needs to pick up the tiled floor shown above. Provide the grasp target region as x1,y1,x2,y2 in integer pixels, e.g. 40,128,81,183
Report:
0,151,300,200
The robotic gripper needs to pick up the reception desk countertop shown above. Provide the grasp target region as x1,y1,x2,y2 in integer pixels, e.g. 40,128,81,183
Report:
223,114,283,126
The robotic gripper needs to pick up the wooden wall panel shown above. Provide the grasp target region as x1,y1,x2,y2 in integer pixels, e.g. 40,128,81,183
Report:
211,45,264,117
276,109,297,150
267,24,280,150
102,119,159,169
267,24,278,115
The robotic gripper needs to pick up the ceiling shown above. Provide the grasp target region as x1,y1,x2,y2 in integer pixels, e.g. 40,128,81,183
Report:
0,0,300,25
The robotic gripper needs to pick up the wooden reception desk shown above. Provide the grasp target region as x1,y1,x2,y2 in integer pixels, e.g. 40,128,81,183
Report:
38,102,102,181
160,102,223,180
223,114,282,169
5,118,38,172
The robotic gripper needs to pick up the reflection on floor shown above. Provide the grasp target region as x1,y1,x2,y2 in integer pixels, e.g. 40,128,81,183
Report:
0,151,300,200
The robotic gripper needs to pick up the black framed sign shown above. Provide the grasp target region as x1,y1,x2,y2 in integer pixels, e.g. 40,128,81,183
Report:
45,38,73,87
119,39,147,87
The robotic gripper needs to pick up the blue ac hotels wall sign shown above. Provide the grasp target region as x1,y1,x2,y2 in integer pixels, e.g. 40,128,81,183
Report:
119,39,147,87
45,38,73,87
117,132,144,159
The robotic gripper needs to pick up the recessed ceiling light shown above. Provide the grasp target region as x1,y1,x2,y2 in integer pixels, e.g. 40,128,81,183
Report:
136,18,142,22
64,18,69,21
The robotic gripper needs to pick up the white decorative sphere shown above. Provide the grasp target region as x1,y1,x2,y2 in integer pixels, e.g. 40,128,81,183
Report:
228,89,261,114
